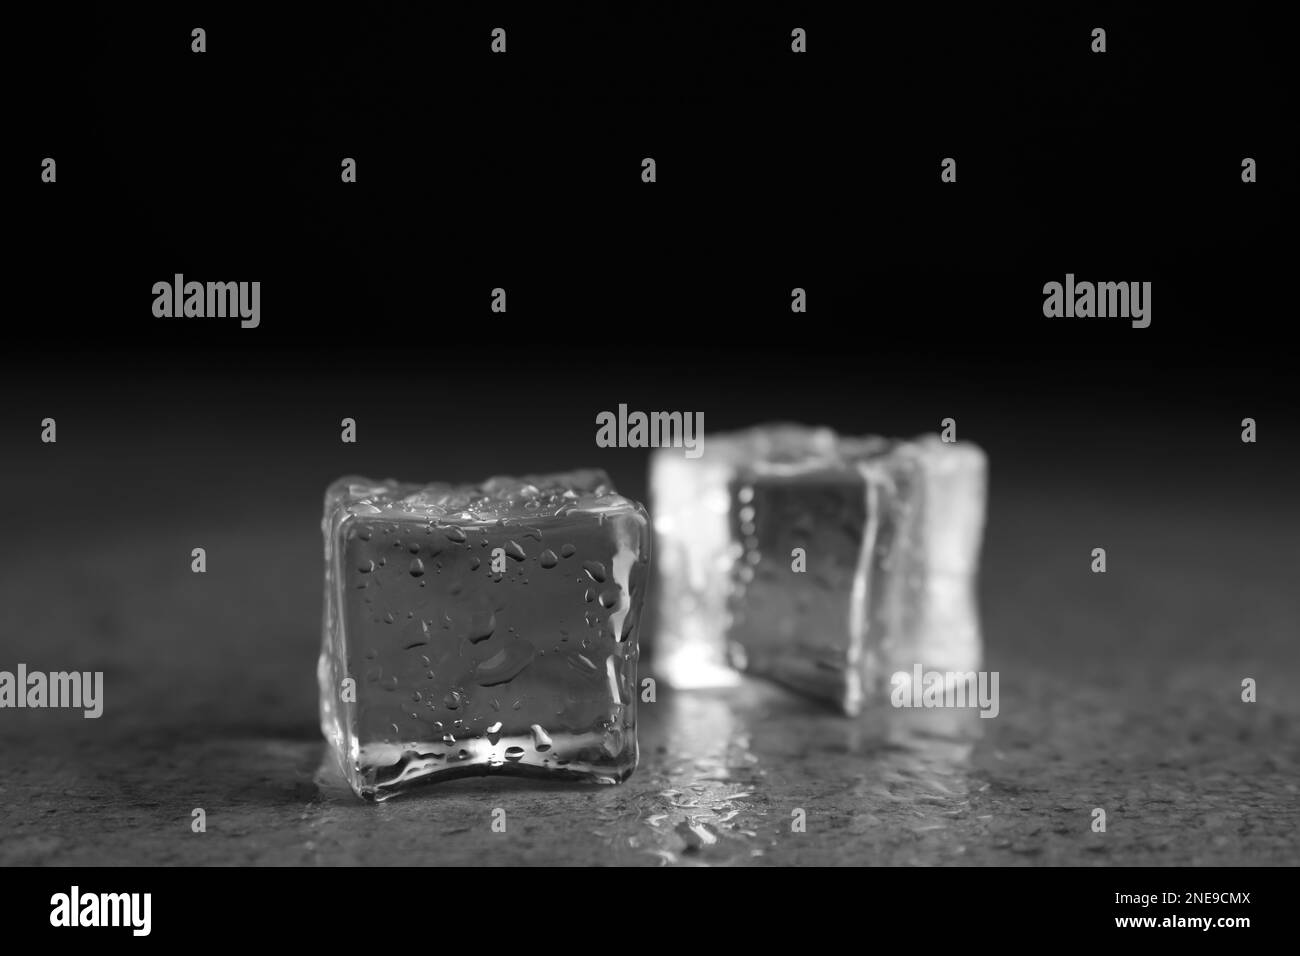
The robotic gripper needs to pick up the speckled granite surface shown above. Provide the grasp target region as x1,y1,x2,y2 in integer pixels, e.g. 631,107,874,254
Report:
1,480,1297,866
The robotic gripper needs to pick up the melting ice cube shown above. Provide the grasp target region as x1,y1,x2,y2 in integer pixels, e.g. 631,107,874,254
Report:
650,426,986,715
319,469,650,800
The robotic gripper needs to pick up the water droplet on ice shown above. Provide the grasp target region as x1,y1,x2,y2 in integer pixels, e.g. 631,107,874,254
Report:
467,610,496,644
531,724,553,751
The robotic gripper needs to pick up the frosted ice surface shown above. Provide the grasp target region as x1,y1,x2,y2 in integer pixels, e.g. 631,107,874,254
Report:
650,426,986,715
319,469,650,799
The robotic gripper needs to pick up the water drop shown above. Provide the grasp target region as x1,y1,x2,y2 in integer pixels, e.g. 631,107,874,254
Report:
474,641,536,686
467,609,496,644
539,549,558,569
505,747,525,762
531,724,553,752
582,560,607,583
409,558,425,577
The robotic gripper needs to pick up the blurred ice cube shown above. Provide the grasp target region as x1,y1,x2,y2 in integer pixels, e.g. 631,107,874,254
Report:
650,426,986,715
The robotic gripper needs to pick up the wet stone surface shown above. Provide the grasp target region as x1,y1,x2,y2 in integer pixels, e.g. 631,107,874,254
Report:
1,666,1297,866
1,489,1297,865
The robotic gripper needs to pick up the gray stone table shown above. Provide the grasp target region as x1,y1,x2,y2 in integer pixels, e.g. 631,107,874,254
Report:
1,459,1297,865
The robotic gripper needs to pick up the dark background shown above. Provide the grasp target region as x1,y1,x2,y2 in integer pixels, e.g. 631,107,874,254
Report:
7,3,1297,502
1,4,1296,868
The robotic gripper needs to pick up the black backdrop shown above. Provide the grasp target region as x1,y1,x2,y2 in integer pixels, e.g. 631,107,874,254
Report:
7,4,1294,515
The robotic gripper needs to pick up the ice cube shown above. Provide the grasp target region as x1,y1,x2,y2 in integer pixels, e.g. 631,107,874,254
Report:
319,469,650,800
650,426,986,715
872,437,986,682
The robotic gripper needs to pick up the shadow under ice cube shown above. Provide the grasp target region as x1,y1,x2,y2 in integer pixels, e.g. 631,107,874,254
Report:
320,470,650,800
651,425,986,715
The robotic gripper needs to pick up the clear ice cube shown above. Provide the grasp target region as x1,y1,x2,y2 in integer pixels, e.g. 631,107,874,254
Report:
319,469,650,800
650,425,986,715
